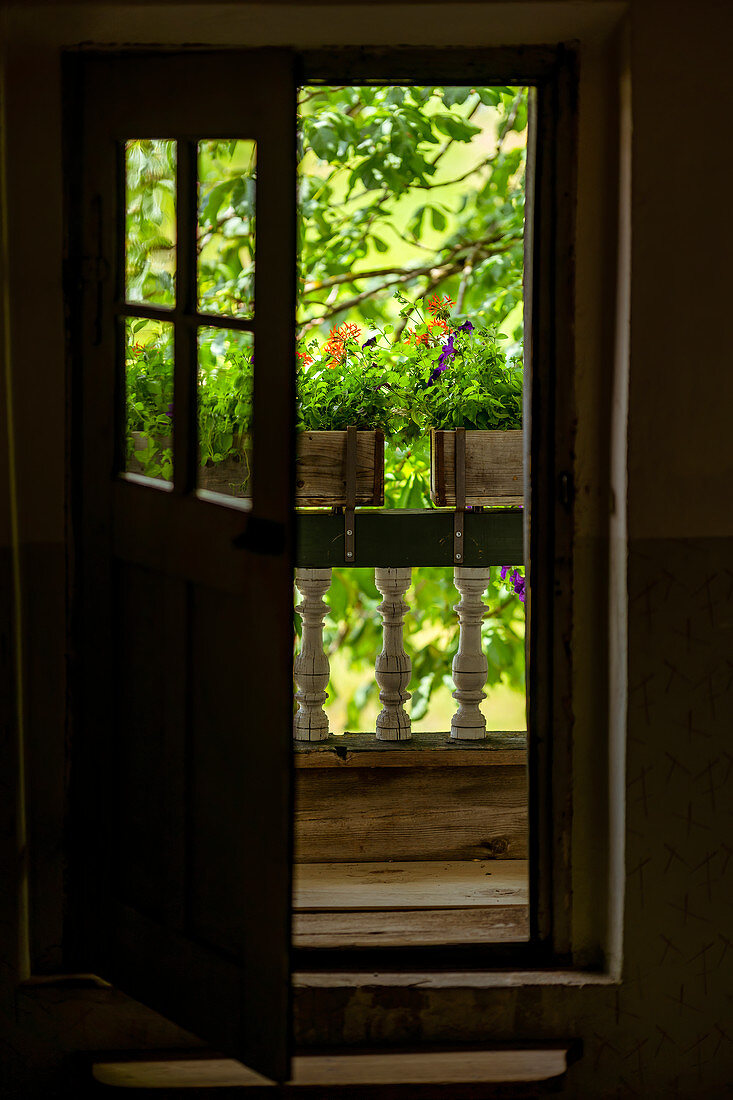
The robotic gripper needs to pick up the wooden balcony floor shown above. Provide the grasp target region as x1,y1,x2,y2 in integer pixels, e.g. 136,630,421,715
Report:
292,859,529,947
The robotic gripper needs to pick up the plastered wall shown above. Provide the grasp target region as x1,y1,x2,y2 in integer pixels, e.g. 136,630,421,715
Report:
1,2,732,1096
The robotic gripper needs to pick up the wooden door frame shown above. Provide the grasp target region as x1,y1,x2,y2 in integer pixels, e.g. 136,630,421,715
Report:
292,45,579,971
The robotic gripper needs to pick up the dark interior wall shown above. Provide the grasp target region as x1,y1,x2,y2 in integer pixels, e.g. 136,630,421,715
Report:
0,1,731,1096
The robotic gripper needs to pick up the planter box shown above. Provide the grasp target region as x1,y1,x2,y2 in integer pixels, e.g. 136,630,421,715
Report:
430,428,523,507
295,430,384,507
130,429,384,507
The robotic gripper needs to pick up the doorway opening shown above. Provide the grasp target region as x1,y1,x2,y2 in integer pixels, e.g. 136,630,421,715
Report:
291,82,529,948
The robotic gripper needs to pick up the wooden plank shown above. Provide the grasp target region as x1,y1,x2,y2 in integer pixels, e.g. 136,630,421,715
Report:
295,508,523,568
293,905,528,948
430,430,523,507
295,766,527,863
93,1046,567,1089
294,731,527,768
296,431,384,506
293,860,528,911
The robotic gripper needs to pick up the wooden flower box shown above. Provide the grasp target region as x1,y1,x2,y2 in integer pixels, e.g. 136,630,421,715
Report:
430,428,523,507
129,428,385,507
295,430,384,507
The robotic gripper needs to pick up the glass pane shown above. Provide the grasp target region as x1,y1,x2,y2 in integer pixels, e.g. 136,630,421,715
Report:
123,317,174,482
197,327,254,500
125,139,177,307
197,140,256,318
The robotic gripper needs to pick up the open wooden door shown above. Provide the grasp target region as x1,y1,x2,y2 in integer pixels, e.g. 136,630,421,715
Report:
66,52,296,1080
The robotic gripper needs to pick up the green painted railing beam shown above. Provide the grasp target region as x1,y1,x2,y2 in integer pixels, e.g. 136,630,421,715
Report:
295,508,523,568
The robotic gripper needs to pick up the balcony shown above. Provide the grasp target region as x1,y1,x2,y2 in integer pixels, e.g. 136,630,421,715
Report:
292,509,528,949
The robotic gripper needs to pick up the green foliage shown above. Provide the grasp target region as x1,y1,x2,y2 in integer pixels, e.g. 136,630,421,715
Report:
125,140,177,306
197,328,254,465
125,323,254,479
124,320,174,479
297,85,526,339
197,140,256,317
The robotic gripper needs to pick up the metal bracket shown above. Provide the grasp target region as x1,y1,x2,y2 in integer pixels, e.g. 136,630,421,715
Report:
344,424,357,563
453,426,466,563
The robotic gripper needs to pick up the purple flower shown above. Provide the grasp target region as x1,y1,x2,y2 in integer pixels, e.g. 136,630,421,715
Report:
438,333,456,368
427,363,447,385
456,320,474,333
500,565,526,602
165,403,174,419
426,333,459,386
362,335,377,348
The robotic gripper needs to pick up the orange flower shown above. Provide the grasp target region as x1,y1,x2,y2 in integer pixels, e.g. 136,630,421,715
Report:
427,294,454,317
324,322,361,365
297,351,314,366
404,327,431,347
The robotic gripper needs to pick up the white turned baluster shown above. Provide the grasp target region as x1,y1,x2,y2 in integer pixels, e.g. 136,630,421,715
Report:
450,567,491,740
293,568,332,742
374,567,412,740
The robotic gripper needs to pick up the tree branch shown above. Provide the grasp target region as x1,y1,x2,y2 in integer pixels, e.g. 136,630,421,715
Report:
303,230,519,296
298,233,521,335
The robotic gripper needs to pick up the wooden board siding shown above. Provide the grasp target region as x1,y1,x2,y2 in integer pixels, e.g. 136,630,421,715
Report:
295,763,527,863
430,429,523,507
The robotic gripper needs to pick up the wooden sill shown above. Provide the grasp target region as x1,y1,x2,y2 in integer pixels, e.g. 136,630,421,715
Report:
293,860,529,948
294,731,527,768
93,1044,574,1092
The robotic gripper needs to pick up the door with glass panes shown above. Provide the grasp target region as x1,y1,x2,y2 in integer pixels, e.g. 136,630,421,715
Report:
69,52,295,1080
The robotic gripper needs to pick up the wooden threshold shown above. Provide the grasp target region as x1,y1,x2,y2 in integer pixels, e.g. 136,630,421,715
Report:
93,1045,571,1092
292,861,529,948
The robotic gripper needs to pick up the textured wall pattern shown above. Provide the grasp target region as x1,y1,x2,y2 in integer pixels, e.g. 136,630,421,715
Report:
595,537,733,1095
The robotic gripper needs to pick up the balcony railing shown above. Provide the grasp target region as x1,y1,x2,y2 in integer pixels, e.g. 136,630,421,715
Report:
293,509,525,743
